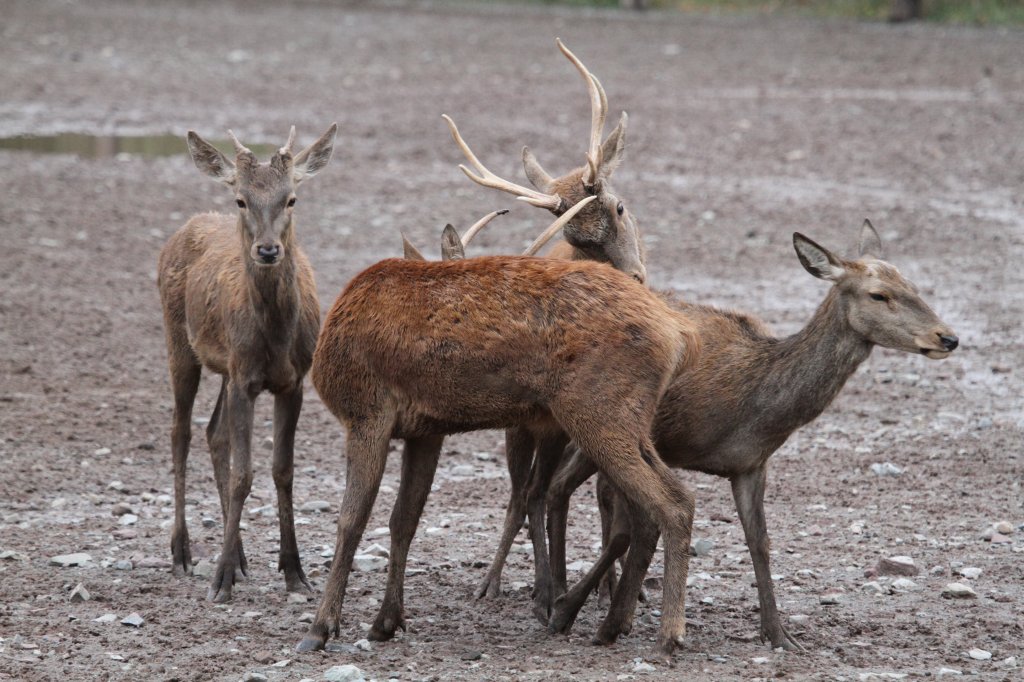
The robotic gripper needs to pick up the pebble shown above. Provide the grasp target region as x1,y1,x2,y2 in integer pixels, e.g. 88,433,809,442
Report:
450,464,475,477
108,480,128,493
354,638,372,651
690,538,714,557
819,591,843,605
121,613,145,627
789,614,810,625
752,657,770,664
112,528,136,540
287,592,309,604
111,502,134,516
50,552,93,567
959,567,982,580
299,500,331,513
193,559,214,578
0,550,28,561
114,559,133,571
202,517,217,528
360,543,389,557
968,648,991,661
870,462,903,477
937,668,962,676
243,673,268,682
253,650,275,664
566,560,592,572
135,556,172,569
118,513,139,526
999,656,1017,668
242,611,262,618
351,554,387,572
94,613,117,623
861,581,887,595
298,612,314,623
632,661,656,672
989,533,1011,544
876,555,918,577
261,436,274,450
460,650,482,661
891,578,917,591
474,452,493,461
323,664,366,682
941,582,977,599
69,583,91,602
995,521,1013,535
94,447,112,456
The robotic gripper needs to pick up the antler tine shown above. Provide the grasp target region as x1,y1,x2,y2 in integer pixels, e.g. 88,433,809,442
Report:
461,209,510,248
556,38,607,184
226,129,252,156
279,125,297,156
442,115,562,211
522,195,596,256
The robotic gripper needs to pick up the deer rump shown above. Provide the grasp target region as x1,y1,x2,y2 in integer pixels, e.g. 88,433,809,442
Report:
311,256,693,439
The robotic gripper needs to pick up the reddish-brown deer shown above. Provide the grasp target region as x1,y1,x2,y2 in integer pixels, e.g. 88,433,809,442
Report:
444,40,648,616
296,226,701,656
544,221,958,649
158,124,336,602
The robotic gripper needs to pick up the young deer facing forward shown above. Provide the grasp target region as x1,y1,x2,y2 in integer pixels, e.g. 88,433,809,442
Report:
158,124,336,602
298,244,700,657
544,221,958,649
445,40,649,615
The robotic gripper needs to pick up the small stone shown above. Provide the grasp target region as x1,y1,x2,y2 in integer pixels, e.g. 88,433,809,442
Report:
50,552,93,567
959,567,982,579
690,538,714,557
243,674,269,682
937,668,962,676
752,657,770,664
108,480,128,492
632,660,656,672
121,612,145,627
193,559,214,578
870,462,903,477
118,514,138,526
820,591,843,605
94,613,117,623
111,528,136,540
876,556,919,577
354,638,372,651
474,452,493,461
789,614,810,625
135,556,171,569
114,560,133,571
0,550,28,561
994,521,1013,535
999,656,1017,668
360,543,389,557
242,611,262,618
989,532,1012,544
253,650,275,664
370,527,389,537
941,582,977,599
351,555,387,572
262,436,274,450
861,581,887,595
298,612,314,623
929,565,946,576
202,517,216,528
968,648,991,661
288,592,308,604
111,502,134,516
566,560,592,572
299,500,331,513
69,583,91,602
94,447,112,456
323,664,365,682
450,464,475,477
891,578,917,591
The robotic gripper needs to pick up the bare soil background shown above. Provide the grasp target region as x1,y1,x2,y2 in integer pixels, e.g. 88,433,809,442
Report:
1,1,1022,680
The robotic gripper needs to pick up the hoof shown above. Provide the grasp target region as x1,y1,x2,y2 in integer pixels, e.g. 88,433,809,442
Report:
474,577,501,600
296,635,325,652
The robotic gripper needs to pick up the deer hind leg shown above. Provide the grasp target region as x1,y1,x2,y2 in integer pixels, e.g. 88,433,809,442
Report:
298,410,395,652
207,377,247,577
169,354,201,578
369,435,443,641
596,473,618,608
732,465,803,651
548,485,632,636
207,378,257,603
273,384,310,593
545,446,598,599
477,428,534,600
594,491,660,645
528,432,569,624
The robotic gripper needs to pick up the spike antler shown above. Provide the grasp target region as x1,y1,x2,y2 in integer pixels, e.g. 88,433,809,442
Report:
460,209,510,247
556,38,608,186
522,195,596,256
226,129,253,157
442,115,563,212
279,125,297,156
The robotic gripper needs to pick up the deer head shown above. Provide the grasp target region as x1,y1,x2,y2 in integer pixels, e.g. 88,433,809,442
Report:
443,39,645,282
794,220,959,359
186,123,337,266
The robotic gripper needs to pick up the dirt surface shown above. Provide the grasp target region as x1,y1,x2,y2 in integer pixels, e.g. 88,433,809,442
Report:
2,1,1023,680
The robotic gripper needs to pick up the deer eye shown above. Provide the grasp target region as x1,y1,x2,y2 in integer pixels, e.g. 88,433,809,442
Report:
616,202,624,216
236,199,246,209
869,292,888,302
287,197,297,208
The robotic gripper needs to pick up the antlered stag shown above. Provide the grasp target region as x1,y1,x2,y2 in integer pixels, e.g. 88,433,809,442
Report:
158,124,336,602
297,230,700,657
444,39,648,615
545,221,958,649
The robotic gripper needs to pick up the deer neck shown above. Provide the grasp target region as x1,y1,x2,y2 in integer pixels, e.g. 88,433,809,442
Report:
762,288,872,432
240,219,299,340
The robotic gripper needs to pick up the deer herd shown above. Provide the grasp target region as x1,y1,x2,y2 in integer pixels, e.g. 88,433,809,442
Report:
157,39,958,660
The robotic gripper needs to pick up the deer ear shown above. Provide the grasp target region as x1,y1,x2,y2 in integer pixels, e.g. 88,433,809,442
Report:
598,111,628,180
186,132,236,185
293,123,337,184
402,233,426,261
858,219,883,259
793,233,846,281
522,146,555,192
441,224,465,261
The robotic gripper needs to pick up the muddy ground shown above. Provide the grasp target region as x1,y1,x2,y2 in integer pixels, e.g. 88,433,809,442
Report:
1,1,1023,680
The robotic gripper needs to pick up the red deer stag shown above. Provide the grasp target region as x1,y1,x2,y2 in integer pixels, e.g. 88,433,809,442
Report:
545,221,958,649
296,200,699,657
158,124,336,602
444,40,648,617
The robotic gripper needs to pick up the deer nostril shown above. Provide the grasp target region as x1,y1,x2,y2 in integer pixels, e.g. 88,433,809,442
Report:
939,334,959,351
257,244,280,263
